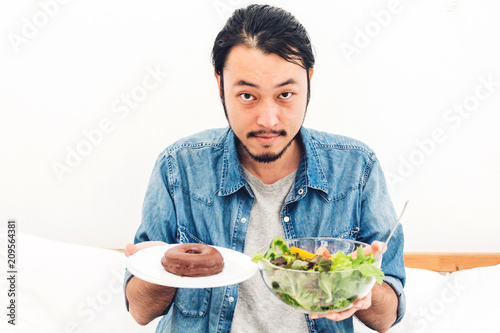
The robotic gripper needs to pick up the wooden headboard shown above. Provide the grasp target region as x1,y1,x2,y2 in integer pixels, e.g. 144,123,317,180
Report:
404,252,500,272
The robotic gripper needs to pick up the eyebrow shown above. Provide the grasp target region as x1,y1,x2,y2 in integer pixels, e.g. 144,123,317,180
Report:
234,79,297,88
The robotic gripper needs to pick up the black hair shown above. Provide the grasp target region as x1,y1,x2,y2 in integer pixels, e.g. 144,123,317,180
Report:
212,4,314,73
211,4,315,106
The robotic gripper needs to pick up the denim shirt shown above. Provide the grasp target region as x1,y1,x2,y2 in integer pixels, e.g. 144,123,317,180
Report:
124,126,406,333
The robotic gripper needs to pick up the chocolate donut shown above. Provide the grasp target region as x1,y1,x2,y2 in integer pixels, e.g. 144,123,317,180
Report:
161,243,224,277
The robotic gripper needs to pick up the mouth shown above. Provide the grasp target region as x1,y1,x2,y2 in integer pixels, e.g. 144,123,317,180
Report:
247,130,286,146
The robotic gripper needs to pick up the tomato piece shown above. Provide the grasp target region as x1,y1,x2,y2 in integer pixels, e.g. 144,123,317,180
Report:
315,246,331,259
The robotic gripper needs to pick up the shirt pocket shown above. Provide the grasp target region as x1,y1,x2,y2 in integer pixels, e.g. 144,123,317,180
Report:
334,226,360,240
178,225,207,244
174,288,211,317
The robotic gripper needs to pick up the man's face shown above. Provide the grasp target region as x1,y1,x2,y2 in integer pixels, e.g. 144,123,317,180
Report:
217,45,313,163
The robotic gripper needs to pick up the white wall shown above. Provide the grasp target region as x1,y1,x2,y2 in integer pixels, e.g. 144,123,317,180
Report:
1,0,499,251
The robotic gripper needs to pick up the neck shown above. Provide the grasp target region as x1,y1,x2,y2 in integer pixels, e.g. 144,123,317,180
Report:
239,139,302,184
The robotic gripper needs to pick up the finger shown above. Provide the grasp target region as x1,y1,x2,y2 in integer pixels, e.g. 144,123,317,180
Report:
370,241,385,253
325,306,358,321
322,294,372,321
369,241,386,256
351,245,371,259
309,293,370,322
353,291,372,310
124,243,136,257
351,241,386,259
124,241,167,257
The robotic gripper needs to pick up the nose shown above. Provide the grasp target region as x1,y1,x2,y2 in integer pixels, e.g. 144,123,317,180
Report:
256,99,279,129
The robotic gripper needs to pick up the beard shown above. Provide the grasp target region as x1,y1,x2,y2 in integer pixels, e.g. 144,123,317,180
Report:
234,130,298,163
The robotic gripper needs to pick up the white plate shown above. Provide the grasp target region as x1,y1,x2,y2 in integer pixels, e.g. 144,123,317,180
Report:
127,244,258,288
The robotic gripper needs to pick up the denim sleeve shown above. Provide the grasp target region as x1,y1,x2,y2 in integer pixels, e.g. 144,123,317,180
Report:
123,153,178,311
135,153,178,245
383,275,406,326
358,156,406,326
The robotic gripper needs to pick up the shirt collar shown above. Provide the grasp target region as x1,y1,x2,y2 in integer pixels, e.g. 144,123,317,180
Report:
295,127,329,195
219,128,247,196
218,127,329,197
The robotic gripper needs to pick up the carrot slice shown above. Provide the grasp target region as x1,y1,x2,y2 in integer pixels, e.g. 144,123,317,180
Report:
289,246,316,260
315,246,331,259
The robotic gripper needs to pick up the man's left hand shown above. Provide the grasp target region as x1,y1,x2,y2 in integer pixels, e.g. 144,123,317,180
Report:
308,240,386,321
308,290,372,321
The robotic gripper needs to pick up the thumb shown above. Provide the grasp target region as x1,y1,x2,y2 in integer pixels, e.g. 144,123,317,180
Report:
124,243,137,257
124,241,167,257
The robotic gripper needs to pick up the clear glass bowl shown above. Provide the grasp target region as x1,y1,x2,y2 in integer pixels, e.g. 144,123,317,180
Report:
256,237,382,314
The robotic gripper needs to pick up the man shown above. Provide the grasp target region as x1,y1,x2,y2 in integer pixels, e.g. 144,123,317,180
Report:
124,4,405,333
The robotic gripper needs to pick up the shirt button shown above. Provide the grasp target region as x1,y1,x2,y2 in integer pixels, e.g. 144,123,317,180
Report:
298,188,304,195
228,296,235,303
241,217,247,223
283,216,290,222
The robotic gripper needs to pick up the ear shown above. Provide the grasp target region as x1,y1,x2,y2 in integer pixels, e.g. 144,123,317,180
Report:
215,70,223,98
308,68,314,81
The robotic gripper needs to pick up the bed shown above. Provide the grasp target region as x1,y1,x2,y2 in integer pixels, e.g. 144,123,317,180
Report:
2,233,499,332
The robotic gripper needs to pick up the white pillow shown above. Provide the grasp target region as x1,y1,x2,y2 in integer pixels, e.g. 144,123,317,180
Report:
355,265,500,332
0,233,158,333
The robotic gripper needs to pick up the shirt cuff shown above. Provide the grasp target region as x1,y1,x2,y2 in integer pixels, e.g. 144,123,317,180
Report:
382,275,406,326
123,268,134,311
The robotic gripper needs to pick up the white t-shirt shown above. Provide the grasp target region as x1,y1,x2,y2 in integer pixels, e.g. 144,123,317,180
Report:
231,167,309,333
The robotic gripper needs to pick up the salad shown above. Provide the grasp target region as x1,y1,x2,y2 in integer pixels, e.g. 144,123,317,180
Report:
252,236,384,313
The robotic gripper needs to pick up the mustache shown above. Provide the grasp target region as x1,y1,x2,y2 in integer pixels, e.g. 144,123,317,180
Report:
247,129,287,138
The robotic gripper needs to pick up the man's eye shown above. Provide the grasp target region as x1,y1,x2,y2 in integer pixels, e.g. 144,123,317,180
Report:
278,92,293,99
240,93,255,101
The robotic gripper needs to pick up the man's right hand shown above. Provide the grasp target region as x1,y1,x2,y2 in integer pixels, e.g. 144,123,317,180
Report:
125,240,176,326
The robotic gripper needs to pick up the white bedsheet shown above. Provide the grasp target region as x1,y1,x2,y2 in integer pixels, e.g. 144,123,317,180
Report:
0,233,158,333
1,233,499,332
354,260,500,332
